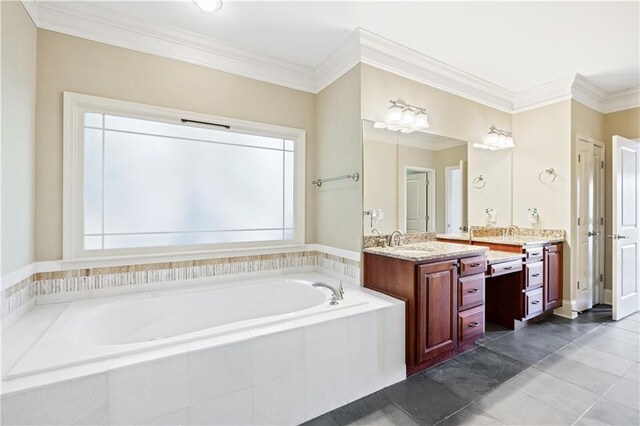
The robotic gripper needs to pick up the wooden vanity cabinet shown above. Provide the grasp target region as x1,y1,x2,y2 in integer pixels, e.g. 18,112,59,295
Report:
364,252,486,376
544,244,563,310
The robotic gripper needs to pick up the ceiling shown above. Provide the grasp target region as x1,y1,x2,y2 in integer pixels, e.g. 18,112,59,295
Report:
53,0,639,94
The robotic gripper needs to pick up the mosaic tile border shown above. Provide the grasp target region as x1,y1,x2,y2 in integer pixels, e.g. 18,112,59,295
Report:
1,250,360,319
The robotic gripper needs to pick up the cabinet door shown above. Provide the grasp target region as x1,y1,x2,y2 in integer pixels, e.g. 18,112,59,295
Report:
416,261,458,364
544,244,563,310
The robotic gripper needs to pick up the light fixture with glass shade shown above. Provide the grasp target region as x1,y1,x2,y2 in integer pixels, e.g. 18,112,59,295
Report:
374,100,430,134
193,0,223,12
473,126,514,151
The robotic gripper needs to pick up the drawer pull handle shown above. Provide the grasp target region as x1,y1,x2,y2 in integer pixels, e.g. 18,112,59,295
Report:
468,322,480,327
469,263,482,267
531,273,540,277
503,266,513,270
529,252,541,256
531,300,540,305
467,288,480,293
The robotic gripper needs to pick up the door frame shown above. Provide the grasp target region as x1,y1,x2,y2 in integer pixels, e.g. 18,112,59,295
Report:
574,134,605,312
445,165,462,233
401,166,436,233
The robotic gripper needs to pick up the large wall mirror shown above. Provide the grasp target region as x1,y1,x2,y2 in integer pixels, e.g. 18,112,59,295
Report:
362,119,469,236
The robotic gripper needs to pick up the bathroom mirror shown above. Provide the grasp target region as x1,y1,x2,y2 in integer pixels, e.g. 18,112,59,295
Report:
362,119,469,236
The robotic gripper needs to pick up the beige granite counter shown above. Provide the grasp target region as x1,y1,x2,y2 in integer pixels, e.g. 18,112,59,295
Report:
435,233,471,242
472,236,564,246
486,250,526,265
364,241,487,262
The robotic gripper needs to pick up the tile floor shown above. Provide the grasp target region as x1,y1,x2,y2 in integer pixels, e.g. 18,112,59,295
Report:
304,305,640,425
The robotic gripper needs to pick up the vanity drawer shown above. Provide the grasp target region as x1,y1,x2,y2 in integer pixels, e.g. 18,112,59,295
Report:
459,256,487,277
490,260,523,277
524,261,544,290
458,274,484,311
525,247,544,263
524,287,544,318
458,305,484,342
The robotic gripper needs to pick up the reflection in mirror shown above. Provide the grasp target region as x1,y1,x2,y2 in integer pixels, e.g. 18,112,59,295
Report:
363,119,468,236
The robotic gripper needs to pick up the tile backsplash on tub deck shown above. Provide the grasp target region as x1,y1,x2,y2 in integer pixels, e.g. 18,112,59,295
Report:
1,249,360,320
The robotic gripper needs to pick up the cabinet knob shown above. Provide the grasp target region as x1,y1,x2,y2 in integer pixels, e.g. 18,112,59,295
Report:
468,322,480,327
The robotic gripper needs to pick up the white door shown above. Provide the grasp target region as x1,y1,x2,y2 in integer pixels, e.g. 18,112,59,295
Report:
592,145,605,304
612,136,640,320
576,140,595,311
445,166,462,232
406,172,428,232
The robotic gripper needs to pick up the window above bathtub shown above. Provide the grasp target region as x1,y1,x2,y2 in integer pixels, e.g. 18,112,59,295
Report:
63,92,306,260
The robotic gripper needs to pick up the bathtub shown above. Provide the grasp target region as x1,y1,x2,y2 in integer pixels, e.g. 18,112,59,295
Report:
2,272,406,425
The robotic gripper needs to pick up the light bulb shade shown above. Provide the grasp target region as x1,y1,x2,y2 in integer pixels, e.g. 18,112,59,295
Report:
373,122,387,129
386,105,403,124
504,135,514,148
414,111,429,129
193,0,223,12
484,131,499,147
401,108,415,127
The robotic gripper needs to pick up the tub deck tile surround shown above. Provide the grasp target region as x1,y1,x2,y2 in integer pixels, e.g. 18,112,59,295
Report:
0,273,405,426
1,248,360,321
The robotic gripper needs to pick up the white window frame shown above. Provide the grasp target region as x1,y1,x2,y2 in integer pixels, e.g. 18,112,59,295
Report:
63,92,306,261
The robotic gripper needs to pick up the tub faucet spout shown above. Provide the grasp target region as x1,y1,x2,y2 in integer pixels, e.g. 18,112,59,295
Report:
313,282,344,305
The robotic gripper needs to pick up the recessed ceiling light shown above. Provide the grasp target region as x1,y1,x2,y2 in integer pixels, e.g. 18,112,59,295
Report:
193,0,223,12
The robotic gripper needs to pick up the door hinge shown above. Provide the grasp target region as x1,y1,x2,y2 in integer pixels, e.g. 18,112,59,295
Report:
601,160,604,169
600,217,604,225
578,154,581,162
578,217,581,226
600,274,603,282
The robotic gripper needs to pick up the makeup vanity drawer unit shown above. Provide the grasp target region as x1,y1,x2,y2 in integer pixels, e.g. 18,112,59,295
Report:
364,252,487,376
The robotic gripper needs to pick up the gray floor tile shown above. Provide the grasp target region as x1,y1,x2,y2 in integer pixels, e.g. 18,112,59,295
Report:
331,392,419,426
511,326,573,352
585,323,640,344
526,320,586,342
302,412,341,426
507,368,600,417
454,347,527,382
383,373,470,425
555,342,636,376
624,363,639,382
475,384,577,425
483,334,553,366
533,353,619,395
475,324,513,347
423,359,503,401
578,397,640,425
606,319,640,333
576,331,640,362
604,376,640,412
435,405,504,426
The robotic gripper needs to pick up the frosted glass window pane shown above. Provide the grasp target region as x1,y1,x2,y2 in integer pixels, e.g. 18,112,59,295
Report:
84,128,103,235
104,230,284,249
285,140,294,151
104,115,284,150
103,131,284,234
283,229,295,240
284,151,294,228
85,113,103,128
84,236,102,250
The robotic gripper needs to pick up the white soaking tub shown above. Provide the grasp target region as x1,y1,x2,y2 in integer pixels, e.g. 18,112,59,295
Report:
2,272,406,425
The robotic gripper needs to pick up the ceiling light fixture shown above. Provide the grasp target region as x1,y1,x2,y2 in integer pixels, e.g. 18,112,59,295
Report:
473,126,514,151
375,100,429,134
193,0,223,12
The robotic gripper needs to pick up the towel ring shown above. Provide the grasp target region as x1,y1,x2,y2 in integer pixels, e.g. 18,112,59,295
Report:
538,168,557,184
472,175,486,189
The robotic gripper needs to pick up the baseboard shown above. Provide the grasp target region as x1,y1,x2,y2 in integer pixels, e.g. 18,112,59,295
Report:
554,299,578,319
603,288,612,305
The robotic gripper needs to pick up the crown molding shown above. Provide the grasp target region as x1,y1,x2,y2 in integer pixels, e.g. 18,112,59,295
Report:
18,2,640,115
31,1,317,92
603,86,640,114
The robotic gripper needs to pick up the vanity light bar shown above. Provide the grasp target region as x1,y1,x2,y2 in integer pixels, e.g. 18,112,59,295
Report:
374,100,429,134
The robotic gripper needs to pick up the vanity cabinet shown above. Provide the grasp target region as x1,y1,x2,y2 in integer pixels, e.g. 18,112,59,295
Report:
544,244,563,310
364,252,486,376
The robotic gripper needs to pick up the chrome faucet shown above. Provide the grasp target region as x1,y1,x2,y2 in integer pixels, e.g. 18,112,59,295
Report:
312,282,344,305
390,230,404,248
371,228,382,236
506,225,519,236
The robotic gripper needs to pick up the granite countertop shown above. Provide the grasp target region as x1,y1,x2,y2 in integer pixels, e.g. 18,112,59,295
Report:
435,233,471,242
486,250,526,265
472,235,564,246
364,241,487,262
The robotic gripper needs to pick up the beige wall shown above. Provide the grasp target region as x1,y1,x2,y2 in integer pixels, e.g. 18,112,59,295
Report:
363,139,398,235
1,2,37,274
360,65,513,227
513,101,572,298
603,107,640,290
35,30,317,261
315,65,362,251
434,144,468,233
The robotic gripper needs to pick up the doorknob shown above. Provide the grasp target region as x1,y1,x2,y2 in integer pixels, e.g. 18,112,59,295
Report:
588,231,600,237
